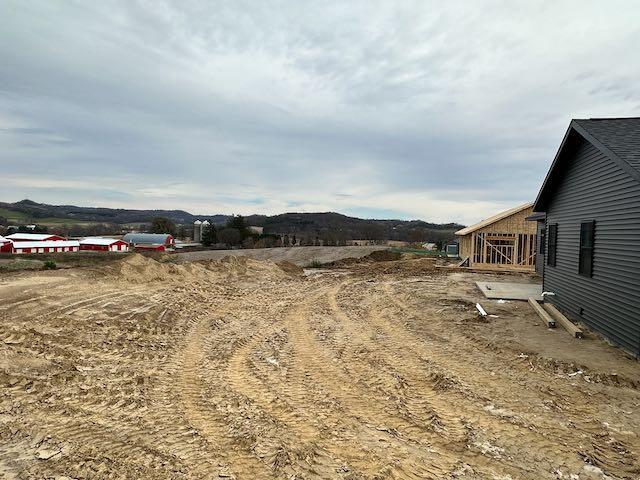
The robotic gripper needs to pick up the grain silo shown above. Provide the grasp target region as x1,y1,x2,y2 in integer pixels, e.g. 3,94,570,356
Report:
193,220,202,242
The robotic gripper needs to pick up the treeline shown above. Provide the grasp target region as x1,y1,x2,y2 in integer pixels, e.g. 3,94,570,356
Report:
0,200,464,245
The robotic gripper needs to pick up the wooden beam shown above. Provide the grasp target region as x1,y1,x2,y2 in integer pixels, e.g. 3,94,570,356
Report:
528,298,556,328
542,303,583,338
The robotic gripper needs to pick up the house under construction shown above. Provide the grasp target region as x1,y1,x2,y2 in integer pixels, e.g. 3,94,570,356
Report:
455,202,537,271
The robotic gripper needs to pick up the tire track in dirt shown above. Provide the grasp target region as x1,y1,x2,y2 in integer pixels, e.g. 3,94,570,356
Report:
3,381,185,478
282,281,455,479
226,322,320,445
322,281,474,476
327,281,470,441
4,256,638,479
175,312,274,478
333,278,606,477
224,286,395,478
375,281,625,478
1,284,209,478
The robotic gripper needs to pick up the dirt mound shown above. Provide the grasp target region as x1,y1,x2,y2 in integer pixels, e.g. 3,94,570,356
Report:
110,254,295,284
113,253,189,283
329,249,402,267
352,257,439,276
276,261,304,276
367,250,402,262
207,256,292,281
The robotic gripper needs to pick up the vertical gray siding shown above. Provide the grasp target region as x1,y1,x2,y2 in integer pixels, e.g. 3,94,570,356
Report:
545,140,640,356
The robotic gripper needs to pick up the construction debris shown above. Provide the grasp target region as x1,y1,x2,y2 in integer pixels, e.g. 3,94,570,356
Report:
528,298,556,328
542,303,583,338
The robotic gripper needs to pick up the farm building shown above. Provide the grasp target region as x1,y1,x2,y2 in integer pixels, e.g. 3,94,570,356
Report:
533,117,640,356
134,244,167,252
12,240,80,254
455,203,537,271
6,233,66,242
122,233,175,248
79,237,130,252
0,236,13,253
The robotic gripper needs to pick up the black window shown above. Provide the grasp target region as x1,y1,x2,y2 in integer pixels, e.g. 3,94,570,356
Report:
539,228,546,254
547,224,557,266
579,221,595,277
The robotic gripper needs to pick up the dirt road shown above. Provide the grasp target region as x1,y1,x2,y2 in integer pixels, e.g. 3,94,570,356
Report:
1,255,638,479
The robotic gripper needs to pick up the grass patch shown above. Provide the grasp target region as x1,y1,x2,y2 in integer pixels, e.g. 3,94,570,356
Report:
0,207,101,226
306,259,324,268
0,259,44,272
0,251,132,273
43,260,57,270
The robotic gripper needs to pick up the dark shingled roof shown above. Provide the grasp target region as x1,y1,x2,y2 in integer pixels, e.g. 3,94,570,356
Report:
573,118,640,174
534,117,640,211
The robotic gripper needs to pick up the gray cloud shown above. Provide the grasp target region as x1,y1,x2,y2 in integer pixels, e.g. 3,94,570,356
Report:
1,0,639,224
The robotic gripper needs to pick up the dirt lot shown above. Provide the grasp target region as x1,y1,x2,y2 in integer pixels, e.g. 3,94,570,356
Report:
0,254,638,479
176,245,388,266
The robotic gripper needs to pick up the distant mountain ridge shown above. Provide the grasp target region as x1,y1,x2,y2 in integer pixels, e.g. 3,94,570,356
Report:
0,199,464,242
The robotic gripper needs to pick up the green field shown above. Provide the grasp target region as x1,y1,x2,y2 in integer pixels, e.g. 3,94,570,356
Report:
0,207,99,226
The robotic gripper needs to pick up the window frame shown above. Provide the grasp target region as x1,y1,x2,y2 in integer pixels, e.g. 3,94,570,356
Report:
547,224,557,267
578,221,595,277
539,227,546,255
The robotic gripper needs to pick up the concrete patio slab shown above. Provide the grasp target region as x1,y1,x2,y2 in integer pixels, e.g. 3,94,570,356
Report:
476,281,542,301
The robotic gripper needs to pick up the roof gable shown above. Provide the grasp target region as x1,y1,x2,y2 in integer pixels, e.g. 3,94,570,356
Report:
574,118,640,173
534,118,640,211
455,202,534,236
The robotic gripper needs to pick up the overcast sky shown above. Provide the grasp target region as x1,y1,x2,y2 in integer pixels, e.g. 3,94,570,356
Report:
1,1,639,224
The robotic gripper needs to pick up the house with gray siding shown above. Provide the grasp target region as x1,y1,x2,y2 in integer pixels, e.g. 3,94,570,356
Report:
533,118,640,357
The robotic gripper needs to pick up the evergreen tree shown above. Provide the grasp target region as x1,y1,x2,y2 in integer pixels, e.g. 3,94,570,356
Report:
202,223,217,246
150,217,176,235
226,215,249,239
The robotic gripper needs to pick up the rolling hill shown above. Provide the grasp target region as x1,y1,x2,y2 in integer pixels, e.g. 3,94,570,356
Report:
0,200,464,242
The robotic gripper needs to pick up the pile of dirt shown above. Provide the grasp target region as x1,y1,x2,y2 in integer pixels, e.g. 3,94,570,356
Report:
275,261,305,276
328,249,402,267
203,256,295,281
351,257,439,276
113,253,189,283
110,254,298,284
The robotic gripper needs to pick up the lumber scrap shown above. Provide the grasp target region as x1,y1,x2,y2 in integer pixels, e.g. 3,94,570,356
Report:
542,303,583,338
528,298,555,328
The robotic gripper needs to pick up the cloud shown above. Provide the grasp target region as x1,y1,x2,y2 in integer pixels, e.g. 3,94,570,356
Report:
1,0,639,223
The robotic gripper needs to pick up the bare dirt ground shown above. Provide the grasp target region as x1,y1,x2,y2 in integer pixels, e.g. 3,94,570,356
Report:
176,245,388,266
0,254,639,480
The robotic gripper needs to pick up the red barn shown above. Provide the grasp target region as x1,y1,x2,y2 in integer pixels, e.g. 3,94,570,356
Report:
6,233,66,242
0,236,12,253
12,240,80,254
79,237,130,252
133,244,166,252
